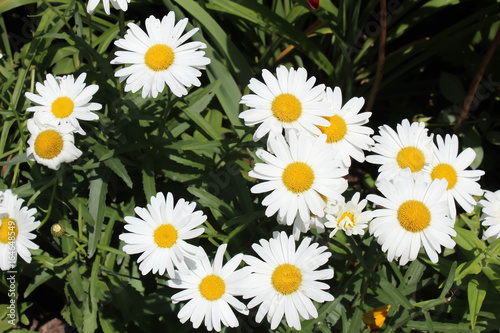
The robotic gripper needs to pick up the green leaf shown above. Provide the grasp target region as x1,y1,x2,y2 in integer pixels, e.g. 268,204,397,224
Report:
455,253,485,282
0,0,40,15
468,276,488,329
378,279,413,310
23,271,52,298
103,157,133,189
485,131,500,145
206,0,335,76
454,227,486,254
87,167,109,258
142,158,156,201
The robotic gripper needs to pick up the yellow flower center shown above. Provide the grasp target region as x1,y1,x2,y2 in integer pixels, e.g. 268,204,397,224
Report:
431,163,457,190
51,97,74,118
153,224,178,248
338,212,355,228
397,200,431,232
271,93,302,123
319,115,347,143
34,130,64,160
199,274,225,301
272,263,302,295
282,162,314,194
0,218,18,244
396,147,425,172
144,44,174,71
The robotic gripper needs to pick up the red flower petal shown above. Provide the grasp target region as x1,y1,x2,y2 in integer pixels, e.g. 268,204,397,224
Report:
307,0,319,9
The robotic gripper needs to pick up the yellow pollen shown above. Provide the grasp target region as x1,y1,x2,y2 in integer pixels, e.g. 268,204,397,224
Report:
271,94,302,123
431,163,457,190
199,275,225,301
34,130,64,160
153,224,178,248
319,115,347,143
144,44,174,71
397,200,431,232
0,218,18,244
282,162,314,194
339,212,355,227
272,263,302,295
51,97,74,118
396,147,425,172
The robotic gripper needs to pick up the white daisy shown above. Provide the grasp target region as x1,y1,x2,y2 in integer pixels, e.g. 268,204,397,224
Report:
0,189,40,271
249,131,348,227
423,134,484,219
119,192,206,277
288,195,337,240
112,13,211,98
366,119,434,181
166,244,249,332
26,119,82,170
25,73,101,135
479,190,500,240
325,192,373,237
240,66,331,142
367,170,456,265
317,87,374,167
87,0,130,15
243,231,334,330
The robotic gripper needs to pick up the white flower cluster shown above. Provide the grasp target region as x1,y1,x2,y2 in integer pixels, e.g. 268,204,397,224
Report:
24,73,101,170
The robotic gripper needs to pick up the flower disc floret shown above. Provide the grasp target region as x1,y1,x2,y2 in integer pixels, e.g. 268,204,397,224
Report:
396,147,425,172
153,224,178,248
199,274,226,301
282,162,314,194
397,200,431,232
144,44,174,71
0,218,18,243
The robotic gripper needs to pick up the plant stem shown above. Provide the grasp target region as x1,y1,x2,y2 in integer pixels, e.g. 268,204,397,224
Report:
454,24,500,134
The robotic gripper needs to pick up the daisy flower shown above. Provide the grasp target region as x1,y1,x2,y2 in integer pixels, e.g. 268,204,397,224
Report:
243,231,334,330
478,190,500,240
112,13,211,98
317,87,374,167
325,192,373,237
239,66,331,142
423,134,484,219
166,244,249,331
367,170,456,265
366,119,434,181
26,119,82,170
25,73,101,135
87,0,130,15
119,192,206,277
0,189,40,271
249,131,348,227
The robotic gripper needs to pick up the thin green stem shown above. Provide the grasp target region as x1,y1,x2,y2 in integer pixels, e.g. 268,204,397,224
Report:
38,179,58,228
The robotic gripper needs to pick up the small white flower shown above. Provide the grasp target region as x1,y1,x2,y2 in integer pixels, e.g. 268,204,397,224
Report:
243,231,334,330
87,0,130,15
249,131,348,227
25,73,101,135
112,13,211,98
325,192,373,237
366,119,434,181
367,170,456,265
166,244,249,331
0,190,40,271
479,190,500,240
423,134,484,219
119,192,206,277
26,119,82,170
240,66,331,142
317,87,374,167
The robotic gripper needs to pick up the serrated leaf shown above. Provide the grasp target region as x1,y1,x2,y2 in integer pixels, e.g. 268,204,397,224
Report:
378,279,413,310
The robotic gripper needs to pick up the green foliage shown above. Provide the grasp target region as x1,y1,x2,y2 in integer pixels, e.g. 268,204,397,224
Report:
1,0,500,332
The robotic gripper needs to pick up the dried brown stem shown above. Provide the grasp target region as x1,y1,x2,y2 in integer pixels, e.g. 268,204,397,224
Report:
366,0,387,111
454,24,500,134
